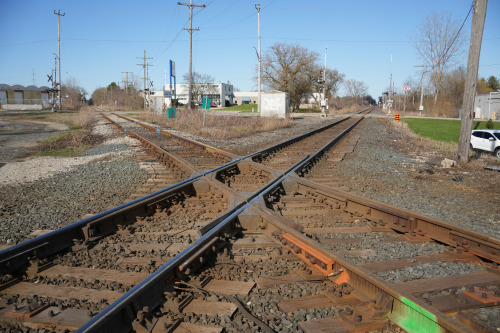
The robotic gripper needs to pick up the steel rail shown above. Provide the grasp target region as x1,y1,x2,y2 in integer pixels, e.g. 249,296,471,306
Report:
73,112,371,332
0,177,198,276
111,113,238,160
0,110,354,275
291,116,365,176
6,106,490,332
254,205,476,333
76,203,251,332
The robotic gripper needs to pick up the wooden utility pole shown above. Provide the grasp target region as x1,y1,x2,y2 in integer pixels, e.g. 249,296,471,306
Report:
457,0,488,163
255,4,261,114
178,0,205,109
54,10,65,110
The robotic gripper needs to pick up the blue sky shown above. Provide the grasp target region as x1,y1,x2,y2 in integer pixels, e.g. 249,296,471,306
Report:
1,0,499,99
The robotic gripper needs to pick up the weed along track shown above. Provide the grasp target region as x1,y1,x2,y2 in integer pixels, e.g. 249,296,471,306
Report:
1,107,499,332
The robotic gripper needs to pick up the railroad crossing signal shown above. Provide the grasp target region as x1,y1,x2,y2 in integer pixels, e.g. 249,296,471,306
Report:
402,85,410,92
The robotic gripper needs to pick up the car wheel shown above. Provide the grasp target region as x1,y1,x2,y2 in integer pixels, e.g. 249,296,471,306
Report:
495,148,500,159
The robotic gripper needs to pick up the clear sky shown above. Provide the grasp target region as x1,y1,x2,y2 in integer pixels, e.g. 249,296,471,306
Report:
1,0,499,100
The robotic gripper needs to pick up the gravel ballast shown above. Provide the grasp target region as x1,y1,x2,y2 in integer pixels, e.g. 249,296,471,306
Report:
1,110,499,246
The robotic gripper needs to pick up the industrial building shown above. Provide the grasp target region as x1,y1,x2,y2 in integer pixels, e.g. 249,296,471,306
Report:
474,92,500,120
167,82,234,107
0,84,51,110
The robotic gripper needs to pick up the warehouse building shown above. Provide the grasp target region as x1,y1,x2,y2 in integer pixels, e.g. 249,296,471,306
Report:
0,84,51,110
474,92,500,120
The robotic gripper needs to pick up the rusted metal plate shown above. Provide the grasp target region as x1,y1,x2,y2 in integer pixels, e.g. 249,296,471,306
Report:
298,317,352,333
39,265,150,286
3,301,49,319
2,282,122,303
278,295,334,314
202,279,255,296
462,287,500,305
359,251,480,274
397,271,500,296
182,299,237,317
282,233,335,276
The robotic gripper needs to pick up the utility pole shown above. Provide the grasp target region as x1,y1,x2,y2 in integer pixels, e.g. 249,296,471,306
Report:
178,0,205,109
121,72,133,95
137,51,153,110
54,10,65,110
255,4,261,114
388,55,393,115
52,53,58,109
322,45,327,113
458,0,488,163
414,64,427,116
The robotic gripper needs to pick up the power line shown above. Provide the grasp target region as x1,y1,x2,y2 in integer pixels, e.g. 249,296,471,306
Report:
436,2,473,69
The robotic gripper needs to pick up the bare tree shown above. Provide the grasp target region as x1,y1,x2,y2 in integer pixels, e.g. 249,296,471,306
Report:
261,42,319,111
310,67,345,108
61,77,86,110
344,79,368,105
441,66,467,110
183,72,216,105
414,13,466,106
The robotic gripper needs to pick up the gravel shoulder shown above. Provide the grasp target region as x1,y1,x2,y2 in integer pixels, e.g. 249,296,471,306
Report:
0,110,499,247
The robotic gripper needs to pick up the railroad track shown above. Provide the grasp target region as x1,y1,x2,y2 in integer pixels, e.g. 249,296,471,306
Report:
1,106,499,332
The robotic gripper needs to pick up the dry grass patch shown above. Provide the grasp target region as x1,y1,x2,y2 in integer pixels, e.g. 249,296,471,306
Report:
33,110,106,157
136,109,292,140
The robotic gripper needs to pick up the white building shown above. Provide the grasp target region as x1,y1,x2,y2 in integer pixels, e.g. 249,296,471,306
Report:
474,92,500,120
162,82,234,107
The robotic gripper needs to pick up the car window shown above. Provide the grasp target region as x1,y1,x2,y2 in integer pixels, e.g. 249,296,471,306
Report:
494,133,500,140
472,131,483,138
483,133,493,139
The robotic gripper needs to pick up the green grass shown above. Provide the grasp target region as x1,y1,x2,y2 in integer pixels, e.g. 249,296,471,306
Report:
404,118,500,143
38,148,83,157
220,104,258,112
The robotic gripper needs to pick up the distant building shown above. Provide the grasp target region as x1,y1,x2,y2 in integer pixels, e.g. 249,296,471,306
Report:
163,82,234,107
474,93,500,120
0,84,51,110
233,91,258,105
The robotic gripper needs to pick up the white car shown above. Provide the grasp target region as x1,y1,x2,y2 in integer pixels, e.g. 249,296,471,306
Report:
471,129,500,158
